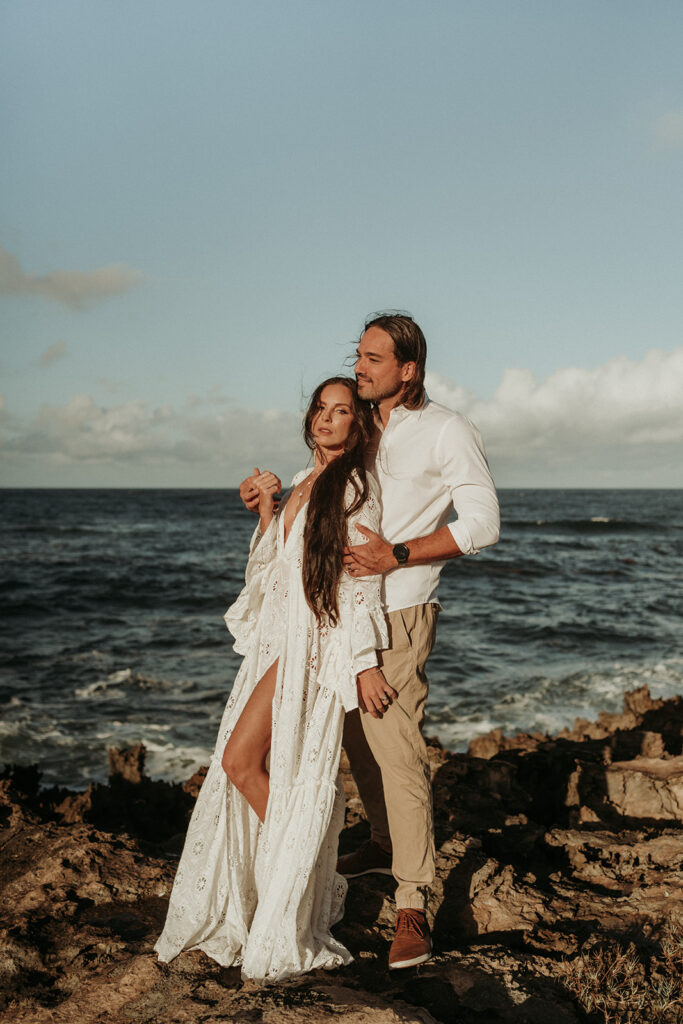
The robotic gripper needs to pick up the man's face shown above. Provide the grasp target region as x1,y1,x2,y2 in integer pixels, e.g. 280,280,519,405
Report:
354,326,411,403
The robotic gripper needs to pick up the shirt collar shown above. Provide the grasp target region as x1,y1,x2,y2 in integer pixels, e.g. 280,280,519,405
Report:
376,393,430,431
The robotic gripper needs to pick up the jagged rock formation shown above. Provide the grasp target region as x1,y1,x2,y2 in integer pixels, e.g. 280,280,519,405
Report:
1,687,682,1023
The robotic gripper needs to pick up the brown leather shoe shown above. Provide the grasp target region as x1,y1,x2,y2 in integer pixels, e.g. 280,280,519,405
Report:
388,909,432,969
336,839,393,878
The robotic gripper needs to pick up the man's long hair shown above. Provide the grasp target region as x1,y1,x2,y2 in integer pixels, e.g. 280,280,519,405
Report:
363,312,427,409
302,377,374,625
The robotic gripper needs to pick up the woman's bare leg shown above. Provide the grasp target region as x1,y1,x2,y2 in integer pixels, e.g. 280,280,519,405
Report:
221,659,278,822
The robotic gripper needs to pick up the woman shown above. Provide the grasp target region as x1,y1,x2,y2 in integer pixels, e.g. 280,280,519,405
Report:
155,377,391,984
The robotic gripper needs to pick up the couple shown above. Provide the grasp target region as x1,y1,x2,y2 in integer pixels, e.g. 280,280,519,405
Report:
155,313,500,983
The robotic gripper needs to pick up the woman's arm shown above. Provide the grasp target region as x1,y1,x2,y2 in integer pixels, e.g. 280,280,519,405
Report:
342,474,392,716
248,470,281,533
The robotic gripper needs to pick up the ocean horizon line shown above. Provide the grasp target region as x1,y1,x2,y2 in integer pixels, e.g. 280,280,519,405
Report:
2,485,681,493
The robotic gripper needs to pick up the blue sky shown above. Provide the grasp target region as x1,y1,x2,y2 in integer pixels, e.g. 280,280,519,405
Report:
1,1,682,486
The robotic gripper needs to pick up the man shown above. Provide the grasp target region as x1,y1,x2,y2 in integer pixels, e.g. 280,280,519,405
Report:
239,313,500,971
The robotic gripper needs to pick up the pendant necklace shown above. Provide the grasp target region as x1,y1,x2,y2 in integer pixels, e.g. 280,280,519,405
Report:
294,465,325,511
296,471,319,502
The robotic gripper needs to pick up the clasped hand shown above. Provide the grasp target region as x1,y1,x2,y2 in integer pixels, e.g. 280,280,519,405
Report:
239,467,282,514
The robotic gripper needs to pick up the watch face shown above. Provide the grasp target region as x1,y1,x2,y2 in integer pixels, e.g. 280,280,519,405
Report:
393,543,409,564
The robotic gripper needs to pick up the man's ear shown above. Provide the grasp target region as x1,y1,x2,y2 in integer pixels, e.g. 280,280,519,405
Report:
400,361,416,383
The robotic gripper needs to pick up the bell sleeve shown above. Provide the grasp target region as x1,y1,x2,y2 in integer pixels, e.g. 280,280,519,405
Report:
342,473,389,677
223,516,278,657
223,469,309,656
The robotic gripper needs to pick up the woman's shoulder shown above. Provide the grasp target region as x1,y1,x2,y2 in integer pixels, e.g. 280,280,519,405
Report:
346,468,381,509
350,466,380,493
289,468,310,489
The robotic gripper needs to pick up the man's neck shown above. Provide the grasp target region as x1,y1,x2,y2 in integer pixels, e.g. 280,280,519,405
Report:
376,393,404,428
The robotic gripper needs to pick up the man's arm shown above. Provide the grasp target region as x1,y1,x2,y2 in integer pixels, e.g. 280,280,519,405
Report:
343,412,499,577
343,523,461,576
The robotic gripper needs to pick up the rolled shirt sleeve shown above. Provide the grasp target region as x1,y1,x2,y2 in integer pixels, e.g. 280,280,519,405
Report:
436,414,500,555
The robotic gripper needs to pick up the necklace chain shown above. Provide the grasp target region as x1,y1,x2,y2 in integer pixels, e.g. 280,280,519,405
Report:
295,470,321,500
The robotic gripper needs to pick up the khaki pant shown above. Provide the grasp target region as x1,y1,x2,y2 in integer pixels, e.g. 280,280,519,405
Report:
342,603,439,910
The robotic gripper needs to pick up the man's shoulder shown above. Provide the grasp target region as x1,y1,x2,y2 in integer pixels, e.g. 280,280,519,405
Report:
408,399,477,436
418,401,487,461
423,398,469,423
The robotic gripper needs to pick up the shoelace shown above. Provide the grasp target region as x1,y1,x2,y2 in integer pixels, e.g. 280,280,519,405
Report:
396,910,427,936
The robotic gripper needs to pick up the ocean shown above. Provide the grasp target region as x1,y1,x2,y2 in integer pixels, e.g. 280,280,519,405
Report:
1,488,681,789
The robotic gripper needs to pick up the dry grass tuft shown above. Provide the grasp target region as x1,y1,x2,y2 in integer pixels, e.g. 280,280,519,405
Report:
558,918,683,1024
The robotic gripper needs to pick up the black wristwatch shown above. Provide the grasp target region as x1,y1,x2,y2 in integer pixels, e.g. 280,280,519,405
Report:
392,543,410,566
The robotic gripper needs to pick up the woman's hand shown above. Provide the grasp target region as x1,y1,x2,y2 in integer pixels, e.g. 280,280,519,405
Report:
247,469,281,532
239,468,282,515
356,667,398,718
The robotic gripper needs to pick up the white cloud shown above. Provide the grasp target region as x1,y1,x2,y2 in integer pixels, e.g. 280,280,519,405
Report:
2,348,682,487
427,347,683,447
39,339,68,368
0,245,142,309
653,110,683,151
0,392,305,486
426,348,683,485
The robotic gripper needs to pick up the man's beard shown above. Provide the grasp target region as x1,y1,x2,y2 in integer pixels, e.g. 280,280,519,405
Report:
356,377,403,403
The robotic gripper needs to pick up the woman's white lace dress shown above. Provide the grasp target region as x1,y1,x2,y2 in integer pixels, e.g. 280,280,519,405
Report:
155,471,388,983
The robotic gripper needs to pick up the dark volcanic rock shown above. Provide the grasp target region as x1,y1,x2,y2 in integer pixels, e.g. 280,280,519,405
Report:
2,691,683,1023
48,744,196,850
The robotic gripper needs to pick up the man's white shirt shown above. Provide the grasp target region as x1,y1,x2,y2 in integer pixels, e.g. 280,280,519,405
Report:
369,396,500,614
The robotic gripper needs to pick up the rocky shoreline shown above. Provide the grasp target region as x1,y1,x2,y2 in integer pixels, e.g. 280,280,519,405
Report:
2,684,682,1023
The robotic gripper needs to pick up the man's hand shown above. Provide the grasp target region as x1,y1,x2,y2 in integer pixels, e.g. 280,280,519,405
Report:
343,524,396,578
239,468,282,513
356,667,398,718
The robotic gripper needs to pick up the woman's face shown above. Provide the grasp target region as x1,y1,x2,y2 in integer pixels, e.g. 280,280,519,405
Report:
311,383,356,455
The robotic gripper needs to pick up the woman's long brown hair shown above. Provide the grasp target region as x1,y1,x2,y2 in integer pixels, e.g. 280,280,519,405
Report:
301,377,374,625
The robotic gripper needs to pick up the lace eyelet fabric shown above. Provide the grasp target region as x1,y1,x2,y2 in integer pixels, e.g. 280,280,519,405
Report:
155,470,389,983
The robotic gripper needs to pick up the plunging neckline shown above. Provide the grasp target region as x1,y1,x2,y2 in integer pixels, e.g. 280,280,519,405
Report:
282,491,309,547
281,469,317,546
281,468,324,545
